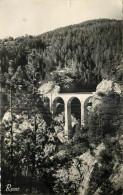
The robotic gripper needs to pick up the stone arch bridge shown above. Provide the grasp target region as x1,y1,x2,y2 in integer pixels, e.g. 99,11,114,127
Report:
43,93,93,138
44,92,93,136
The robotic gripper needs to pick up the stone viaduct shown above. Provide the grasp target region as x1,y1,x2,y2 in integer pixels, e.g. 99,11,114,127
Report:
44,92,93,138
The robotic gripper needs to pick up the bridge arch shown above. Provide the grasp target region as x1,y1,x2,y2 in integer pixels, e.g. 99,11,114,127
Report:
43,97,50,109
52,97,64,115
84,96,93,125
67,97,81,138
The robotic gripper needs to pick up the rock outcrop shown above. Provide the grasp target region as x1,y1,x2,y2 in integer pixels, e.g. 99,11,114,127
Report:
53,112,79,143
96,79,121,96
90,79,121,113
38,81,60,94
53,143,105,194
88,80,122,135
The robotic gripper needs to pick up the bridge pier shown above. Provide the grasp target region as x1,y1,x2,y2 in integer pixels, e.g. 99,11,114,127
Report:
64,101,68,136
64,101,72,138
80,101,85,126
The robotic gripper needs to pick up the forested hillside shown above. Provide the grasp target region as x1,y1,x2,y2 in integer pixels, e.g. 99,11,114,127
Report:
0,19,122,92
1,19,123,194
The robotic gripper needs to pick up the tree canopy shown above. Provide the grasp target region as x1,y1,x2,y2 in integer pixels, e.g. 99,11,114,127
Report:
0,19,122,92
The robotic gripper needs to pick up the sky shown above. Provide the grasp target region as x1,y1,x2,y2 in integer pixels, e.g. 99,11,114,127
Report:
0,0,122,39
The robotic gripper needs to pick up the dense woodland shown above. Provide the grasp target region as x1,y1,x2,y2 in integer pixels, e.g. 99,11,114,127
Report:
1,19,123,194
0,19,122,91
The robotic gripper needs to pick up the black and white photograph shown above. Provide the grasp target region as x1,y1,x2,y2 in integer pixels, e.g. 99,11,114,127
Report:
0,0,123,194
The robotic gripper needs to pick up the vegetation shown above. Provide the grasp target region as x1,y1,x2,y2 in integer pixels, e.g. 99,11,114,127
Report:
1,19,122,194
87,136,122,195
0,19,122,92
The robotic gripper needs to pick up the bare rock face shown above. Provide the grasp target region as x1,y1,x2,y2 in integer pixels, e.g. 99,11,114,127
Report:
3,111,12,122
78,143,105,195
93,142,123,195
110,164,123,192
96,79,121,96
53,143,105,195
88,80,122,132
90,80,122,112
53,112,79,143
38,81,60,94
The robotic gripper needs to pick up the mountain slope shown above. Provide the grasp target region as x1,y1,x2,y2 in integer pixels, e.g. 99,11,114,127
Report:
0,19,122,91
